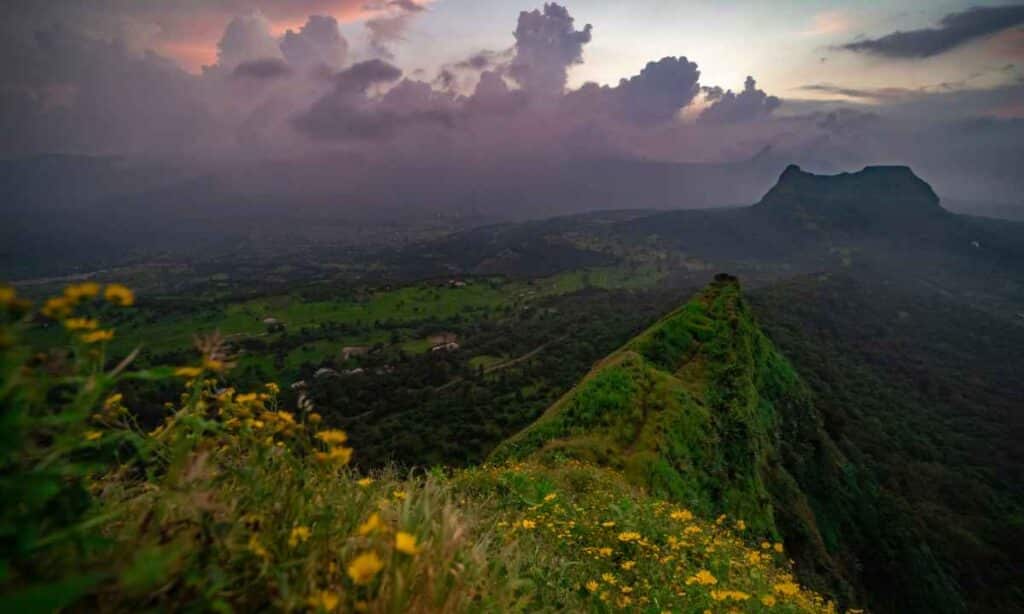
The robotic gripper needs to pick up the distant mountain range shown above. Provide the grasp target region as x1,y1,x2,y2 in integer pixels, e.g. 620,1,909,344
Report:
408,164,1024,319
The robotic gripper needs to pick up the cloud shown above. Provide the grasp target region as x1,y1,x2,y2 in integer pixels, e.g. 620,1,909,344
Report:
232,57,292,79
293,59,439,139
803,10,853,36
216,13,282,69
2,1,1023,209
363,0,428,59
454,49,514,72
841,5,1024,58
280,15,349,71
699,76,780,123
389,0,426,12
613,57,702,124
510,3,593,96
797,83,922,103
563,56,702,126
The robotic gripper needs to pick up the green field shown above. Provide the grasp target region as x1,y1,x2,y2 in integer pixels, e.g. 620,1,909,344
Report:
103,264,667,359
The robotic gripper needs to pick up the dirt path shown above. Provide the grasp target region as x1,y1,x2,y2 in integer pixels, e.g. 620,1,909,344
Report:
481,333,572,374
434,333,571,392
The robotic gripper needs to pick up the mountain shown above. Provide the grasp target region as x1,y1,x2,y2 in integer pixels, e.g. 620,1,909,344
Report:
752,164,945,233
408,164,1024,318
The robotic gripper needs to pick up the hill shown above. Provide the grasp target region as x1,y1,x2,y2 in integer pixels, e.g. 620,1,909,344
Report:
1,281,840,612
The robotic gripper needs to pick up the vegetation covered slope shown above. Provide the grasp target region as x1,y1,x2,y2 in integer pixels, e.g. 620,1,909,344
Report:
1,282,841,612
491,274,966,613
750,273,1024,613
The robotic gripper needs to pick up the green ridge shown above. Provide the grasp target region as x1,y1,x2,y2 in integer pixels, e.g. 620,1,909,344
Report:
491,274,868,603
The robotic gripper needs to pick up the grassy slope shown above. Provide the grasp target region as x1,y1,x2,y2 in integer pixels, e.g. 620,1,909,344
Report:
1,280,834,613
490,275,898,609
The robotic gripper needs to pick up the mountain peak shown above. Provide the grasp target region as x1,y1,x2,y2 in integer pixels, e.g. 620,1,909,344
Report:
757,164,944,232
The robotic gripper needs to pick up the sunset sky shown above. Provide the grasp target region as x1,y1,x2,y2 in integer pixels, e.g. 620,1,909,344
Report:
2,1,1022,200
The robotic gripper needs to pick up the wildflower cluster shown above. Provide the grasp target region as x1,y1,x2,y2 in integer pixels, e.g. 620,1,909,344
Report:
459,460,837,612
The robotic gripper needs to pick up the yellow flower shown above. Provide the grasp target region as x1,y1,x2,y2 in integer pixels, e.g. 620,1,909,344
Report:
102,393,123,411
598,547,613,557
316,429,349,446
307,590,340,612
711,589,750,602
617,531,641,542
289,526,311,547
773,581,800,597
773,542,784,553
357,513,383,536
65,282,100,301
687,570,717,586
543,492,557,502
761,541,771,550
81,329,114,343
0,286,15,305
620,560,636,570
64,317,99,331
84,431,102,441
669,509,693,522
309,412,322,424
585,580,599,593
103,283,134,306
761,595,777,607
203,357,225,372
175,366,202,378
391,490,407,500
519,519,537,529
395,531,419,555
736,519,746,531
41,296,72,319
601,573,617,585
248,534,269,559
347,551,384,585
315,446,353,465
357,477,374,488
601,521,616,528
265,382,280,395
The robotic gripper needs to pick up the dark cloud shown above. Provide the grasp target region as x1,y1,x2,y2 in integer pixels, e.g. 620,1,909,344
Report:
510,3,592,96
293,59,453,139
699,76,780,123
797,83,921,102
333,58,403,91
454,49,513,72
232,57,292,79
614,57,701,124
389,0,425,12
563,56,701,125
841,5,1024,58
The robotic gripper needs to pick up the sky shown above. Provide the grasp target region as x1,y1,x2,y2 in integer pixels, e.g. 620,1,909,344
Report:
1,1,1023,203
